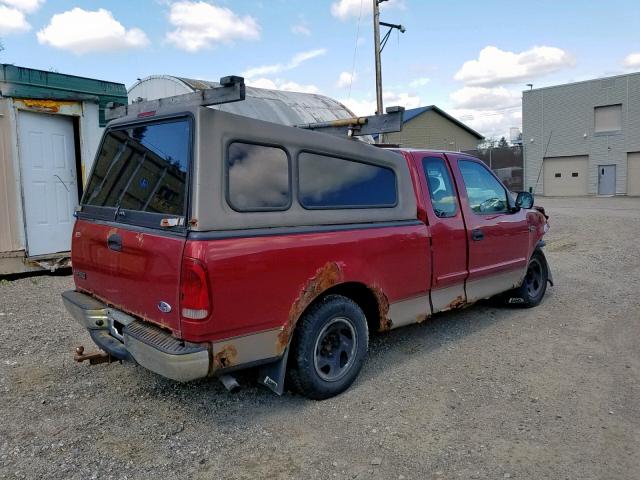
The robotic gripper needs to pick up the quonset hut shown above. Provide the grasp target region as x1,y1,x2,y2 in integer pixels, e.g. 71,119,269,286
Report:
128,75,358,127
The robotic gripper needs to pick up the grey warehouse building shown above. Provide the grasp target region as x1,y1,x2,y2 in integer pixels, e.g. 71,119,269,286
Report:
523,72,640,196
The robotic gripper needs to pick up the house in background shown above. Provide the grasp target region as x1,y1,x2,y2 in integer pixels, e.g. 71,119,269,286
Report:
379,105,484,151
0,64,127,274
523,71,640,196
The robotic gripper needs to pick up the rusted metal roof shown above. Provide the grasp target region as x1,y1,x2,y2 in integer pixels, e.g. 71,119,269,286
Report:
1,63,127,126
128,75,357,127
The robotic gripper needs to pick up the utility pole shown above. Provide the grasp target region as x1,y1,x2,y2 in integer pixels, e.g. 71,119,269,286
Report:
373,0,405,117
373,0,384,116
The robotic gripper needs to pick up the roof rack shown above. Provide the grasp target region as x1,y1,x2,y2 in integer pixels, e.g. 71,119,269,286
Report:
296,106,405,137
105,75,246,122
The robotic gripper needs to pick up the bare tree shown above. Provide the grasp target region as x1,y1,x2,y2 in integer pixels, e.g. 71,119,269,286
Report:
478,137,498,150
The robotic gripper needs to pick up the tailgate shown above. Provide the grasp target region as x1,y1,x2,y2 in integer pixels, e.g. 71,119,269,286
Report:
72,220,185,335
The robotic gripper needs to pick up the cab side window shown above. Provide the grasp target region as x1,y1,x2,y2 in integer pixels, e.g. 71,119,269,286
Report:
422,157,457,218
458,160,508,214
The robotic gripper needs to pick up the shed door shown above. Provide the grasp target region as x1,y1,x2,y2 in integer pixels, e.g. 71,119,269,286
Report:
17,111,78,256
543,156,588,196
597,165,616,196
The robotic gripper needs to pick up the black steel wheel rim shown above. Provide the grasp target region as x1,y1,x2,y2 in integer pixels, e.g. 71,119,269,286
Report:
313,317,357,382
525,258,544,298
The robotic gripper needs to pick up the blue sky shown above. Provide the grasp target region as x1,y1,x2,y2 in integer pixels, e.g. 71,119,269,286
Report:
1,0,639,138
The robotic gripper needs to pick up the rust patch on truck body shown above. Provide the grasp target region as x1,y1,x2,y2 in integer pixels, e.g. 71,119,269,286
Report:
277,262,344,352
445,295,466,311
214,344,238,369
372,285,392,331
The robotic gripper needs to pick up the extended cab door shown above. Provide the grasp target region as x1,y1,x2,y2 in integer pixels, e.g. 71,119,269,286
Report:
413,153,469,312
72,116,192,337
448,154,529,302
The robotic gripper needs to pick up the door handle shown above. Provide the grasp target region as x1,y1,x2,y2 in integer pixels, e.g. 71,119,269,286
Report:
107,233,122,252
471,228,484,241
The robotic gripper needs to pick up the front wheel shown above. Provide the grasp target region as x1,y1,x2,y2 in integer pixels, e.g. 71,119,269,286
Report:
504,250,550,308
287,294,369,400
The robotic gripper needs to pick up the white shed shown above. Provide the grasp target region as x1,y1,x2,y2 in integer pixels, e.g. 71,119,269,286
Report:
0,64,127,274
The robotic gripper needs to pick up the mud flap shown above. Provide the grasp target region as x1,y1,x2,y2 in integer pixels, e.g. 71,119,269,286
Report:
257,346,289,395
536,248,554,286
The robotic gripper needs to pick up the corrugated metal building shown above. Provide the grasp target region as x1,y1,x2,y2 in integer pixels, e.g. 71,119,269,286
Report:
129,75,359,126
523,72,640,196
380,105,483,151
0,64,127,274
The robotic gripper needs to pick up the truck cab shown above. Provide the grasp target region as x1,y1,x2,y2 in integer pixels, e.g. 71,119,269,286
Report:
400,149,548,312
62,81,551,399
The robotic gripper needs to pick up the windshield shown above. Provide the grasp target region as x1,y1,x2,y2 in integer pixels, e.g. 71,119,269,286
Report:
83,118,190,216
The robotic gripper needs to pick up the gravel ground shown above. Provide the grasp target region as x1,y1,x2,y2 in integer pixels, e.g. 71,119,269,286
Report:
1,196,639,480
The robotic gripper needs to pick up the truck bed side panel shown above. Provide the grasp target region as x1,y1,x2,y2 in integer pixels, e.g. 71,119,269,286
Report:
182,223,431,343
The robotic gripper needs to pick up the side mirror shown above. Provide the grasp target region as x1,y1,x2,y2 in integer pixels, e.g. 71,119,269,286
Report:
515,191,534,210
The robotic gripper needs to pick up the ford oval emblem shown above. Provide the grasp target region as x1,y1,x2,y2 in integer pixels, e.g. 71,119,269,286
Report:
157,301,172,313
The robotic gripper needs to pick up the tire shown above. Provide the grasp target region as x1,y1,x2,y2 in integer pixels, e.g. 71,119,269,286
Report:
287,294,369,400
503,249,549,308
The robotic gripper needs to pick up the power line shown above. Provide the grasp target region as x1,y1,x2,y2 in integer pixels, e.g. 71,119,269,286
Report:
348,0,365,100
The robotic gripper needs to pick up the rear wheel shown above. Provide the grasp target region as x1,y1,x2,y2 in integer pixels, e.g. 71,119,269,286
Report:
288,294,368,400
503,250,549,308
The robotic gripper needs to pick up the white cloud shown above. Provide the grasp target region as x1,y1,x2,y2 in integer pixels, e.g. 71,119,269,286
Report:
0,5,30,34
448,86,522,139
331,0,404,21
280,81,320,94
454,45,575,86
450,86,521,111
246,78,320,94
166,1,260,52
623,53,640,69
291,22,310,36
408,77,430,88
337,71,356,88
385,91,421,110
242,48,327,78
246,77,277,89
338,98,375,117
37,8,149,54
450,107,521,140
340,91,420,117
1,0,43,13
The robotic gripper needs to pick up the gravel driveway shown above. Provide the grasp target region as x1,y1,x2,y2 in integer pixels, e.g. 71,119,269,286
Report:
1,196,639,480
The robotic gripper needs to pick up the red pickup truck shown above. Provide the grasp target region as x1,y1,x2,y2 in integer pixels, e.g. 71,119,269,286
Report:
62,83,551,399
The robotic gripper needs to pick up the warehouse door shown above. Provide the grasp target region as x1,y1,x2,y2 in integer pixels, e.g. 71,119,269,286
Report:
628,153,640,196
17,111,78,256
597,165,616,196
543,156,589,196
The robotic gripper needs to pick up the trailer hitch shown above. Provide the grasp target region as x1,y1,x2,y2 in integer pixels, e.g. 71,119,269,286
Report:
74,346,113,365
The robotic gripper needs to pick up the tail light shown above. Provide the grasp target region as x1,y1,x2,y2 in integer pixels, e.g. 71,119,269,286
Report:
180,257,211,320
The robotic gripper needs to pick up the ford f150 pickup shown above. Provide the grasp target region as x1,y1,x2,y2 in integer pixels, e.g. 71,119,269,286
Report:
62,79,551,399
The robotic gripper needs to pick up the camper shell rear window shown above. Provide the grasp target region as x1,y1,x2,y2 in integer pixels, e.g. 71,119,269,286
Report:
81,116,192,228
